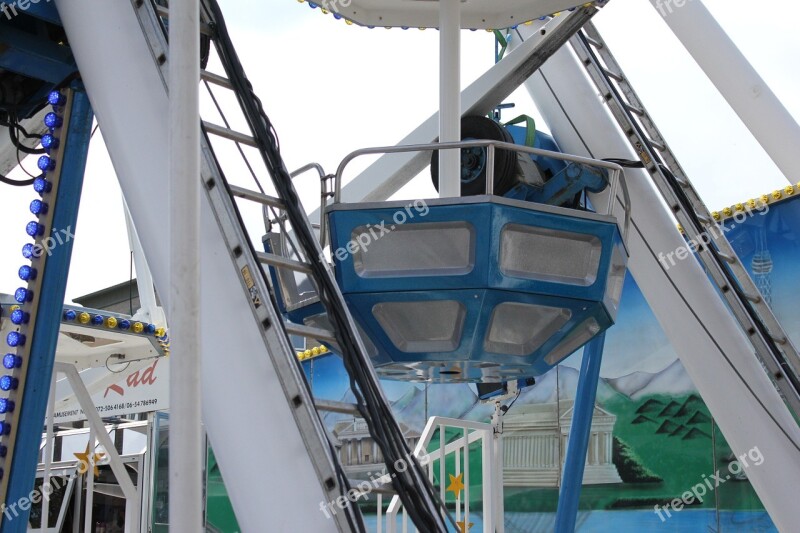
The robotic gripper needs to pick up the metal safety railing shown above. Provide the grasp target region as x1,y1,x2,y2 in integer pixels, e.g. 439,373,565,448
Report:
330,140,631,249
385,417,502,533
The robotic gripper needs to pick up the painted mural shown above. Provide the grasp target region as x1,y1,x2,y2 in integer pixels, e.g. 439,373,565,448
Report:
302,190,800,532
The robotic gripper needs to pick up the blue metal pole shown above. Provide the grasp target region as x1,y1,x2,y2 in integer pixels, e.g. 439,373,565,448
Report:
554,331,606,533
3,87,93,532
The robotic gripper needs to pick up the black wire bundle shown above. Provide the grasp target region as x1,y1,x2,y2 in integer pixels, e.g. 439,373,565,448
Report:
202,1,450,531
0,114,44,186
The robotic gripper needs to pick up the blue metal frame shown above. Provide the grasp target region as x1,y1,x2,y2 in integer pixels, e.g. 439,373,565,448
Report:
3,88,92,532
554,331,607,533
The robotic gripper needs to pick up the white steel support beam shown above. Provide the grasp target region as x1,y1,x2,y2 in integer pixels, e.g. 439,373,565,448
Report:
438,0,461,198
123,199,166,326
510,27,800,531
56,363,137,501
648,0,800,184
168,0,203,530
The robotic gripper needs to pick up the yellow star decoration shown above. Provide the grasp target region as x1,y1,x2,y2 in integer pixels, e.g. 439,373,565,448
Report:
74,444,105,478
456,519,474,532
446,472,465,497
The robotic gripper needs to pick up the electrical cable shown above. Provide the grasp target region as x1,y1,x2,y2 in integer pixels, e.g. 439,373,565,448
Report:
0,173,34,186
202,1,451,530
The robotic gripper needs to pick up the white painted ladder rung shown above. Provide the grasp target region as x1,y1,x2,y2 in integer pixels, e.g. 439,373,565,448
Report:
284,322,336,344
256,251,312,274
228,185,284,209
201,70,233,90
203,121,259,147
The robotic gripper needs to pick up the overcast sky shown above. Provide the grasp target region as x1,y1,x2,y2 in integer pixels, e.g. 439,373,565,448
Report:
1,0,798,307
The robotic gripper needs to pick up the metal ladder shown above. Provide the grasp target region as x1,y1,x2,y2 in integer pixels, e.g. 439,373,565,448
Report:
132,1,451,531
131,2,366,531
570,21,800,415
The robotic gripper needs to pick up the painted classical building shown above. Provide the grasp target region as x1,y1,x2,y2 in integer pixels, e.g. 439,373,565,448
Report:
502,400,622,487
333,417,421,478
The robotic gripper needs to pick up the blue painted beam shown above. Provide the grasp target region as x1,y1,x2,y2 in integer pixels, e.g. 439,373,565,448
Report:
7,0,62,25
554,331,606,533
0,25,75,83
2,87,92,532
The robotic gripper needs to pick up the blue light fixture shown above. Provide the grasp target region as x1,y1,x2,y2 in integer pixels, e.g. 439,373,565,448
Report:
118,319,131,330
33,176,52,194
91,314,104,326
26,221,44,237
0,398,15,414
3,354,21,369
63,309,77,321
4,331,23,348
10,309,29,325
48,91,66,107
44,112,63,129
30,199,48,216
22,243,35,259
14,288,32,303
0,376,18,391
18,265,36,281
37,156,56,172
41,133,59,150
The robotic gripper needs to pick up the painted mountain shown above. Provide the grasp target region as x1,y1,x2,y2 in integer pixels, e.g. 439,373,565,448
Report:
607,359,697,399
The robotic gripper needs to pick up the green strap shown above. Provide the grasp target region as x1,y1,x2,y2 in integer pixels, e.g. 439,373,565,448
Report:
504,114,537,147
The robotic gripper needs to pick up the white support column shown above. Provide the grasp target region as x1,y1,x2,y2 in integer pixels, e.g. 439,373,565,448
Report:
648,0,800,183
438,0,461,198
169,0,203,531
42,372,56,530
123,198,166,327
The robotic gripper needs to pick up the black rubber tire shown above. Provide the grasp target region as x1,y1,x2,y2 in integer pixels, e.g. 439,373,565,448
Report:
431,116,520,196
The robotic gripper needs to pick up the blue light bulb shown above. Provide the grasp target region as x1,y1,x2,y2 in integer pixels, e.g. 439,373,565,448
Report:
118,319,131,330
18,265,36,281
44,112,63,129
48,91,66,107
3,354,21,369
26,221,44,237
14,288,32,303
0,445,6,457
33,177,51,193
63,309,77,321
41,133,59,150
37,156,55,172
0,376,18,391
30,199,48,216
91,314,104,326
0,421,9,435
22,243,35,259
0,398,15,414
10,309,28,325
145,324,156,334
7,332,25,347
